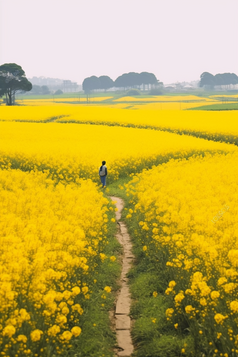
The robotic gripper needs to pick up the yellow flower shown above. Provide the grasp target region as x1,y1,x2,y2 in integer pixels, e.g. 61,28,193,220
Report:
71,286,81,296
100,253,107,261
214,313,227,325
153,291,158,297
198,282,211,297
56,314,67,326
223,283,237,294
17,335,27,343
61,331,72,341
30,329,43,342
72,304,84,315
62,290,71,300
230,300,238,313
82,286,89,295
47,325,60,337
62,307,70,315
174,291,185,305
71,326,81,337
210,291,220,300
200,298,207,306
104,286,111,293
165,287,172,295
19,309,30,321
165,308,174,318
168,281,176,288
185,305,195,314
3,325,16,337
218,277,227,286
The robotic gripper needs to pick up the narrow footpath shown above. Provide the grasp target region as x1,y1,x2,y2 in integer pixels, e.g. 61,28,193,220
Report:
110,196,134,357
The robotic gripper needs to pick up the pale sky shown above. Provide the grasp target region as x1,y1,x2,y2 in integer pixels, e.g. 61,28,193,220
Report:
0,0,237,84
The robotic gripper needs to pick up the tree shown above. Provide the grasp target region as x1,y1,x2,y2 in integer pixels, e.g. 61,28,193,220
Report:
139,72,158,90
114,72,141,89
214,74,225,86
114,72,158,90
98,75,114,91
0,63,32,105
41,85,50,95
214,73,238,86
114,73,128,89
82,76,100,93
200,72,238,88
0,76,5,98
31,85,42,94
199,72,215,88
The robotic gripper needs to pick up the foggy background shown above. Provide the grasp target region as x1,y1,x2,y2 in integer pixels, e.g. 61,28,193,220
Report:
0,0,237,85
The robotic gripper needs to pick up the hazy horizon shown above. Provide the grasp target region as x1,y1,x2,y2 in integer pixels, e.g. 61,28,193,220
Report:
0,0,237,85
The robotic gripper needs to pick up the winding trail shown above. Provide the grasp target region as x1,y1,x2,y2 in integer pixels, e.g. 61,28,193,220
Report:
110,196,134,357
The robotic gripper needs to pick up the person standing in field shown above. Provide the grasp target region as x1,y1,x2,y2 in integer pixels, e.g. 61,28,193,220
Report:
99,160,107,188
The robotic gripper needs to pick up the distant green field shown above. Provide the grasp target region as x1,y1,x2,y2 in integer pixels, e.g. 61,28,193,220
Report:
10,89,238,110
190,103,238,111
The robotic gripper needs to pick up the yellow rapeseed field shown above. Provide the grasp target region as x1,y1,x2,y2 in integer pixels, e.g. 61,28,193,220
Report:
0,122,236,184
125,152,238,355
0,100,238,356
1,105,238,143
14,97,112,106
0,169,115,356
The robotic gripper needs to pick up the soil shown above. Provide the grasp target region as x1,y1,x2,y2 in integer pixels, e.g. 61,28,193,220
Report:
110,196,134,357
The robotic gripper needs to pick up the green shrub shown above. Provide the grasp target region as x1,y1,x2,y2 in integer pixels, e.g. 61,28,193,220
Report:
149,88,163,95
54,89,63,95
125,89,141,96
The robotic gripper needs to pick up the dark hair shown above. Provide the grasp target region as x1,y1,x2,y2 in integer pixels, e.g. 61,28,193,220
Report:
102,161,106,165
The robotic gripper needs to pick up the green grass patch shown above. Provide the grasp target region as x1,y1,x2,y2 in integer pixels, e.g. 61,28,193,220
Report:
189,103,238,111
105,176,132,200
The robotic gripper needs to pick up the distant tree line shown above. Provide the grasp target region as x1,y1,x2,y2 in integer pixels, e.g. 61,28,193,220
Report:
31,85,51,95
199,72,238,88
82,72,161,93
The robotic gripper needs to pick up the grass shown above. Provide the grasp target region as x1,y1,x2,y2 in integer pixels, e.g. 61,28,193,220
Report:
189,103,238,111
105,177,132,200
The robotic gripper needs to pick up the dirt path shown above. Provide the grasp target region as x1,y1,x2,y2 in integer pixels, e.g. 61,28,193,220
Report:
110,196,134,357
